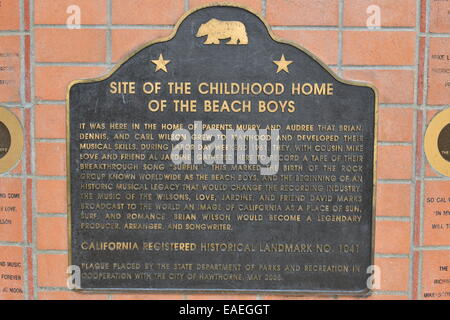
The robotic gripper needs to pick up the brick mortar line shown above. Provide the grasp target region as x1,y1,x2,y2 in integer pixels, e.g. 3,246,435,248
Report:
420,32,450,37
414,246,450,250
377,179,415,184
371,290,409,295
34,62,111,66
36,287,76,292
417,0,431,300
33,24,174,29
37,213,66,217
36,250,68,254
416,176,450,182
261,0,266,17
409,0,422,300
0,103,24,107
423,105,450,109
19,0,30,301
30,0,38,299
2,174,66,180
0,31,30,35
422,176,450,181
376,217,411,221
0,241,27,246
375,254,410,258
34,100,66,104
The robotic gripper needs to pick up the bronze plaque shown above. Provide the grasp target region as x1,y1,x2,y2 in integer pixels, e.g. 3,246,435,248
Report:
0,107,23,174
425,108,450,177
0,121,11,159
68,5,377,294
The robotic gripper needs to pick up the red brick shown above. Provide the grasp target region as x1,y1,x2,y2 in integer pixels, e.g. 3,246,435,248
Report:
427,38,450,105
0,246,24,300
343,31,416,65
37,254,68,287
378,108,414,142
375,257,409,291
375,220,411,254
273,30,339,65
112,29,173,63
35,66,106,101
36,180,67,214
377,145,413,180
190,0,262,13
421,250,450,300
267,0,339,26
344,0,416,27
0,178,23,242
35,142,66,176
423,181,450,246
376,184,411,217
425,162,442,177
34,0,107,25
0,36,21,102
343,70,414,104
430,0,450,33
35,29,107,63
0,0,20,30
112,0,184,25
35,105,66,139
37,217,68,250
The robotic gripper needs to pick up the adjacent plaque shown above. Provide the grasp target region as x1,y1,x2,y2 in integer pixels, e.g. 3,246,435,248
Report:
0,107,23,174
68,5,377,294
425,108,450,177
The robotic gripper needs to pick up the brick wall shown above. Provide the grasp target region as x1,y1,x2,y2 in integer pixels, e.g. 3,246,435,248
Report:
0,0,449,300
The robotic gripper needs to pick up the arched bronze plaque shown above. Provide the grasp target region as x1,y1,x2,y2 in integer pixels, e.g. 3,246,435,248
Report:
68,4,377,295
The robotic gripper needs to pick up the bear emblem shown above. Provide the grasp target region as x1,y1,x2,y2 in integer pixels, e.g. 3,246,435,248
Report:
196,18,248,45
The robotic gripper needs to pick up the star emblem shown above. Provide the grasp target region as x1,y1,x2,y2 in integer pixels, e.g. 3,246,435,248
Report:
273,54,293,73
151,54,170,72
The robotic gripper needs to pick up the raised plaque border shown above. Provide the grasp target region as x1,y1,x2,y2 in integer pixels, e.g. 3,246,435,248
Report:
66,3,379,296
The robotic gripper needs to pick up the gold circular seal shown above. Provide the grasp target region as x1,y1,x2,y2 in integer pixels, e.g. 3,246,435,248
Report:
425,108,450,177
0,107,24,174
